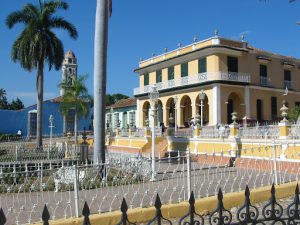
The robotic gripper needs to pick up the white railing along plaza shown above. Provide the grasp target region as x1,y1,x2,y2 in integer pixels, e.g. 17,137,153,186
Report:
239,125,280,139
199,126,230,138
134,72,251,95
0,146,299,225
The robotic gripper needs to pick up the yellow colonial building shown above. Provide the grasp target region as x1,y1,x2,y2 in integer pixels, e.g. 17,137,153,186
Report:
134,34,300,128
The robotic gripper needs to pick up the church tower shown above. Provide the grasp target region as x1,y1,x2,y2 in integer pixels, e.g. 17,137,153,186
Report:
61,50,78,133
60,50,78,96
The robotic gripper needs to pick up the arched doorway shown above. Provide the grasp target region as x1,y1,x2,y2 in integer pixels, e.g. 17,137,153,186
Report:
180,95,192,127
227,92,243,124
142,101,150,127
166,98,175,127
157,100,163,126
196,93,209,126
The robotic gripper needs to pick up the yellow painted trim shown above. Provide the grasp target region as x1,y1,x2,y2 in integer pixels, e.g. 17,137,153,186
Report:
30,182,299,225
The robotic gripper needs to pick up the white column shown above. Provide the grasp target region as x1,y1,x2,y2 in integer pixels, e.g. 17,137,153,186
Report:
213,84,221,125
136,99,140,127
119,112,123,128
127,111,130,128
244,86,250,117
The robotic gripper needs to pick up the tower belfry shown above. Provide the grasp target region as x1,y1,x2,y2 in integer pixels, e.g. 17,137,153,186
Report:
61,50,78,133
60,50,78,96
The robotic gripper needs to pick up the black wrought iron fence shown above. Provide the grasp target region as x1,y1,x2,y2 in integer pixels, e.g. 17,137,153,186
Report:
1,184,298,225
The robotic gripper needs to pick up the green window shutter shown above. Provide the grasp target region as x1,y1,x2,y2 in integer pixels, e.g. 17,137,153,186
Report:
156,69,162,83
168,66,174,80
144,73,149,86
181,63,188,77
198,58,207,73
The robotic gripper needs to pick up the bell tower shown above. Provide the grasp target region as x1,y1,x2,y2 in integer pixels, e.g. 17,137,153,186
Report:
60,50,78,96
61,50,78,133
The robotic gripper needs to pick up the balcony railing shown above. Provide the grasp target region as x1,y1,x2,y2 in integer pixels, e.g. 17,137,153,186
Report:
284,80,292,90
260,76,270,86
134,72,251,95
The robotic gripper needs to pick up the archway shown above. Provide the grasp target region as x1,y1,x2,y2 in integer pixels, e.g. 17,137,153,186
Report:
196,93,209,126
227,92,243,124
157,100,163,126
166,98,175,127
142,101,150,127
180,95,192,127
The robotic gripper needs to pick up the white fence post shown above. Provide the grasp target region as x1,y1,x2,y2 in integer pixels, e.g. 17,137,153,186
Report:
73,165,80,217
186,147,191,197
272,140,278,185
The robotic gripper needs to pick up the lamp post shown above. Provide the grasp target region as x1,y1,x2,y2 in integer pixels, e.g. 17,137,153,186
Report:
49,114,54,159
110,107,114,130
149,85,159,181
199,90,205,127
174,96,178,132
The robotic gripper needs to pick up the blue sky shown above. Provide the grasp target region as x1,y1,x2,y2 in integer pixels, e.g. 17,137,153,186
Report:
0,0,300,106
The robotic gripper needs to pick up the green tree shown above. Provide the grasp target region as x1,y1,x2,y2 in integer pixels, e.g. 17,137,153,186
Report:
59,75,92,144
0,89,9,109
9,98,24,110
93,0,112,164
6,0,78,148
288,106,300,122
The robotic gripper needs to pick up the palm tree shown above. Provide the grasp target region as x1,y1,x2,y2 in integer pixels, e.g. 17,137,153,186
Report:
6,0,78,148
59,75,92,144
93,0,112,164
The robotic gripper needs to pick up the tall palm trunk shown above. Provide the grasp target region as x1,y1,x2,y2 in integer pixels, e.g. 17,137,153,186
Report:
74,112,78,144
36,61,44,149
93,0,108,164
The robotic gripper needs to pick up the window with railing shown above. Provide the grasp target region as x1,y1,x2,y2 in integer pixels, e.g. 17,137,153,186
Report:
227,56,238,72
156,69,162,83
168,66,174,80
284,69,292,89
260,64,268,86
198,57,207,73
144,73,149,86
181,62,188,77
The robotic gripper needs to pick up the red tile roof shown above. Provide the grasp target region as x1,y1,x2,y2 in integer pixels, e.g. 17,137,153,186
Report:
106,97,136,109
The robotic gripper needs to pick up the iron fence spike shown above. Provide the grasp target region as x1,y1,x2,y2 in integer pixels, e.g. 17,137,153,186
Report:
296,183,299,195
41,204,50,224
0,208,6,225
155,194,162,209
82,202,90,217
189,191,195,205
121,198,128,213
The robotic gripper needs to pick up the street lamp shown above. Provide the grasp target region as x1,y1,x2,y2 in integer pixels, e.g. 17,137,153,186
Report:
49,114,54,159
199,90,205,127
174,96,178,132
149,85,159,181
110,107,114,130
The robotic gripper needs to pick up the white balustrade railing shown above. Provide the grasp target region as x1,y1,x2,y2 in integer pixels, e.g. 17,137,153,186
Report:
284,80,292,89
239,126,280,139
132,128,145,137
260,76,270,86
289,125,300,139
174,129,193,137
120,128,129,137
199,126,230,138
134,71,251,95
